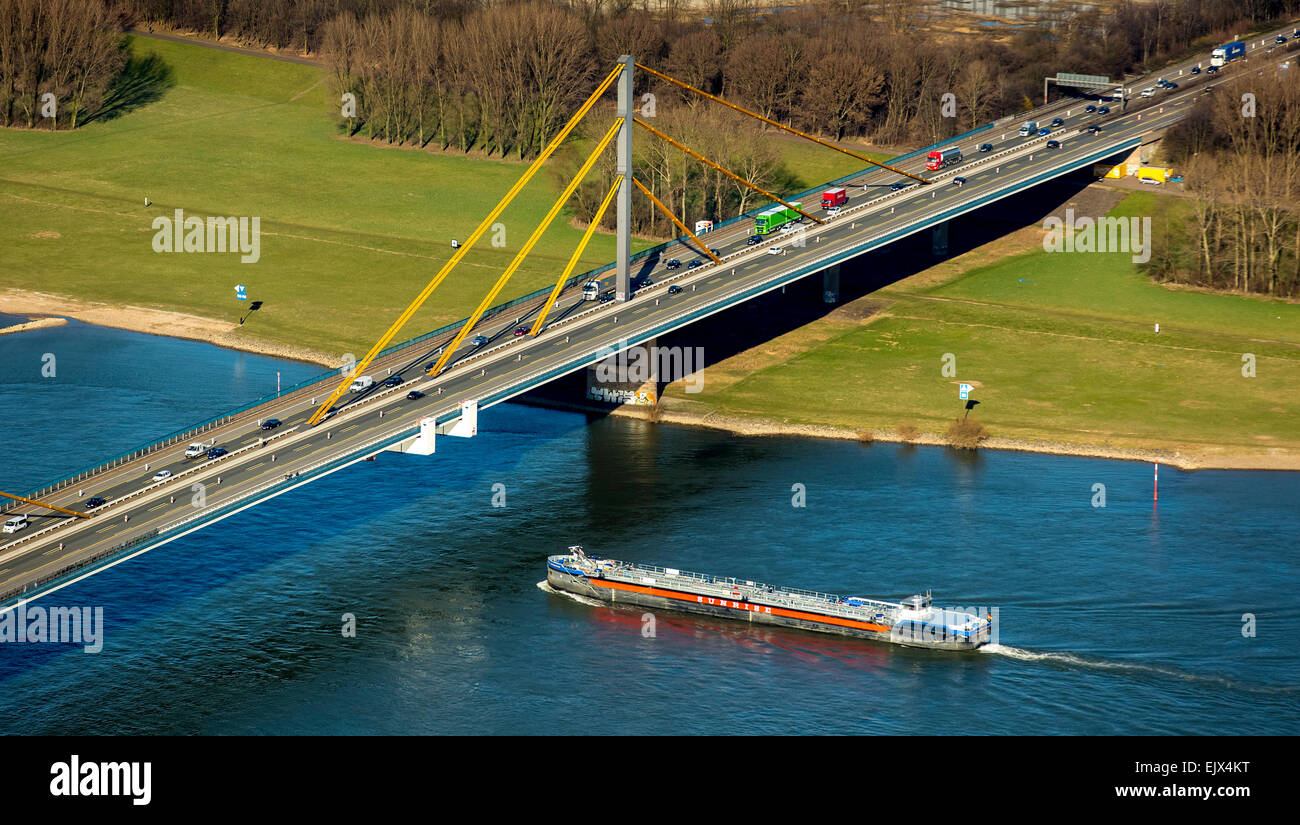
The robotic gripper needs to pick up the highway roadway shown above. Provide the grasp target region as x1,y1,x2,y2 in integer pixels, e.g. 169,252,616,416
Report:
2,23,1296,606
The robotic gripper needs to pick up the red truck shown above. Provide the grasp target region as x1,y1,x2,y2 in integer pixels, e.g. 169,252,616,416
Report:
925,146,962,171
821,187,847,209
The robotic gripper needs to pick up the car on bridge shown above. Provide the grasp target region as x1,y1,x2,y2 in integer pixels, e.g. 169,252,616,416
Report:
687,259,702,268
1050,117,1064,127
1190,66,1201,74
1141,87,1156,97
84,496,107,511
207,447,229,459
599,292,615,303
825,206,841,216
152,469,173,482
1085,104,1097,113
1037,127,1051,136
890,181,909,190
1046,139,1061,149
383,375,404,387
512,326,528,337
1206,65,1219,74
1164,82,1178,91
767,246,783,255
1277,35,1288,43
978,143,993,153
952,177,966,187
745,235,762,246
668,285,683,295
664,258,682,269
2,515,29,534
1097,105,1111,114
1087,124,1102,134
407,390,425,400
471,335,490,346
260,418,282,430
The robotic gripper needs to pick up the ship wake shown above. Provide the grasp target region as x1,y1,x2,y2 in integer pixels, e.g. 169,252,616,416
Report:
536,580,604,607
982,644,1295,693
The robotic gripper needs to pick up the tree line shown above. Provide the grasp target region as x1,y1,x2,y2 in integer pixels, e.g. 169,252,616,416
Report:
0,0,128,129
1151,69,1300,298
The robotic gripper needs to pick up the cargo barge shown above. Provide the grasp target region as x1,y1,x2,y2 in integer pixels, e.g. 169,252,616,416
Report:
546,546,992,651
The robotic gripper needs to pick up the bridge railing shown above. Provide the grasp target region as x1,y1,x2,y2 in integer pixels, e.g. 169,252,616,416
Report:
0,100,1109,513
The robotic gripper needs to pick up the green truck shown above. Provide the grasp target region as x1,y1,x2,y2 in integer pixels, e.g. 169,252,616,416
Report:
754,202,802,235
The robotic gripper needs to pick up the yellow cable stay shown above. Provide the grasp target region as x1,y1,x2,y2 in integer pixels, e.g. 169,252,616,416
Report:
636,62,929,185
0,491,92,519
635,116,824,226
632,178,722,264
427,118,624,377
305,61,627,426
530,174,623,337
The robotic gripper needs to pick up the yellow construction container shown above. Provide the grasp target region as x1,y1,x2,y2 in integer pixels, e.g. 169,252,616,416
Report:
1138,166,1172,182
1094,163,1125,179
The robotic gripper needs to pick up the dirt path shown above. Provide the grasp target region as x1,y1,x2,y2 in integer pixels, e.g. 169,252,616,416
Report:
127,28,325,67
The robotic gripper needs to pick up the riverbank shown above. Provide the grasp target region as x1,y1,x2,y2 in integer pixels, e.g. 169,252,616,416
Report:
7,285,1297,471
0,315,67,336
597,405,1300,471
0,289,337,367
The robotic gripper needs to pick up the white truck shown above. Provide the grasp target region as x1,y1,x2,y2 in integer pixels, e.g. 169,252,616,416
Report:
349,375,374,393
582,280,600,300
184,442,207,458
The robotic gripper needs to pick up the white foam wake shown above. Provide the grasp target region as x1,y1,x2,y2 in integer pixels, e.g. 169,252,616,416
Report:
536,580,605,607
981,644,1293,693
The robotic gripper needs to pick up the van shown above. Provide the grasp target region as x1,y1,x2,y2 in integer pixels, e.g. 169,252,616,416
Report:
3,515,29,534
184,442,207,458
1019,121,1038,137
349,375,374,393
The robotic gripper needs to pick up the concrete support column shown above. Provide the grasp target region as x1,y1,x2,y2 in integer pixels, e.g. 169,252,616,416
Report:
585,337,659,407
931,220,949,256
822,262,841,304
616,55,634,303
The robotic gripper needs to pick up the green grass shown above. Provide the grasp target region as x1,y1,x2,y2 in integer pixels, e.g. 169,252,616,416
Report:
769,138,893,192
673,192,1300,458
0,35,654,356
0,35,898,358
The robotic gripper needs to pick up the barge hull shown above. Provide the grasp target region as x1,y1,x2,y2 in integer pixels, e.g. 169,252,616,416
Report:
547,568,982,651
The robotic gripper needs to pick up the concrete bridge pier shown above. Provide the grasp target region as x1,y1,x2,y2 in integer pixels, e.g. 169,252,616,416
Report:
822,263,840,304
585,337,659,407
931,220,949,256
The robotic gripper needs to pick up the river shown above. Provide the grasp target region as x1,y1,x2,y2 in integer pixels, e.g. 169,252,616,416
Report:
0,319,1295,734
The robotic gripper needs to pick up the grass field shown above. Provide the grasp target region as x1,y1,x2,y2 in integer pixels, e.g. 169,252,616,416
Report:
665,191,1300,463
0,35,884,358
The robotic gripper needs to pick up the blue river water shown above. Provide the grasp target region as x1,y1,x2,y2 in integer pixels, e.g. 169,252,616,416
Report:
0,318,1296,734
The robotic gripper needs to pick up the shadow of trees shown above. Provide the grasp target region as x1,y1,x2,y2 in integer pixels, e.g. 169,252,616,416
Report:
83,52,175,125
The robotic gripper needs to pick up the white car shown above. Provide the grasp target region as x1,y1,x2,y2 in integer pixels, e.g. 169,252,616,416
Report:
1139,177,1162,185
3,515,29,534
1140,88,1156,97
825,206,842,216
767,246,783,255
152,469,173,482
